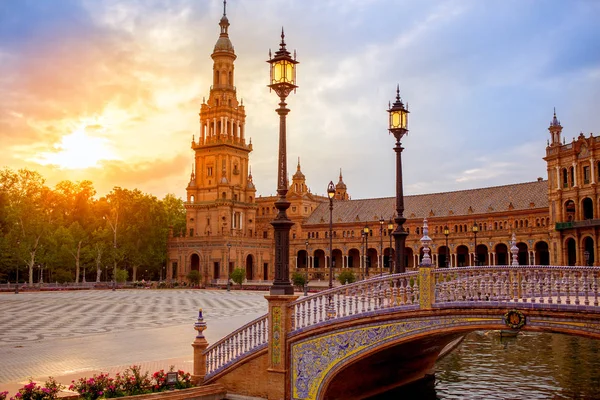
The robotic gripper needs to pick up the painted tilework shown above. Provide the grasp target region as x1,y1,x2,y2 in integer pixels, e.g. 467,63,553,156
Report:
290,315,498,400
272,306,282,366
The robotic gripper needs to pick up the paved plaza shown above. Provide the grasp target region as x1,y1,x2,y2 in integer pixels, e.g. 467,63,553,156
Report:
0,289,269,392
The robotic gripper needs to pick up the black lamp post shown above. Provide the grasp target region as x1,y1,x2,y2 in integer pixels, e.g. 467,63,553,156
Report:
444,225,450,268
15,239,20,294
226,243,232,291
472,222,479,266
387,220,394,271
387,85,409,273
379,217,384,276
363,225,369,277
267,29,298,296
304,240,309,295
361,230,366,280
327,181,335,289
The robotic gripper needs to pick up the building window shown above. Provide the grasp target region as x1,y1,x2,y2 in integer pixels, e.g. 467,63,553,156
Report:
263,231,268,239
584,166,590,184
207,167,213,177
189,228,194,236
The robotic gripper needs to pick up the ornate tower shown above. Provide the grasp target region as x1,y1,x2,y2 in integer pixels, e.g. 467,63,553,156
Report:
549,108,563,146
334,168,349,200
186,1,256,239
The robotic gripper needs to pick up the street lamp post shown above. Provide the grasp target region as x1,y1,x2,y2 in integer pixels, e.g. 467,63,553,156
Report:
379,217,384,276
363,225,369,278
327,182,335,289
472,222,479,266
361,231,366,280
444,225,450,268
15,239,20,294
267,29,298,296
226,243,232,292
387,220,394,271
304,240,309,295
387,85,410,273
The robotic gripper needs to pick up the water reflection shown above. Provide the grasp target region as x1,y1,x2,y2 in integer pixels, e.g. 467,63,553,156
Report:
368,331,600,399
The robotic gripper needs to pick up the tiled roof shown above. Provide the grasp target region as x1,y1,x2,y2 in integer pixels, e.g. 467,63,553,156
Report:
305,180,548,225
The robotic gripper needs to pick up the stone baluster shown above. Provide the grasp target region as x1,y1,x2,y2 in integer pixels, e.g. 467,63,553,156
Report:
539,269,545,304
584,270,589,306
312,298,318,325
565,272,571,305
557,272,563,304
593,271,598,307
574,271,580,305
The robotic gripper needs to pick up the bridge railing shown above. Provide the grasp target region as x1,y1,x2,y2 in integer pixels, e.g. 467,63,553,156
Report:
289,272,420,332
433,265,599,307
204,314,268,379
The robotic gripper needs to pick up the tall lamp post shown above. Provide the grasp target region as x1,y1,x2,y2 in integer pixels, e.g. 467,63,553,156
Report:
267,29,298,296
15,239,20,294
363,225,369,277
444,225,450,268
327,181,335,288
379,217,384,276
304,240,309,295
472,222,479,266
361,230,366,280
226,243,232,291
387,85,409,273
387,219,394,272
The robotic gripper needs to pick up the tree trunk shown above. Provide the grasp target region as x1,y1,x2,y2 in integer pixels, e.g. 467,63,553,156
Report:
95,244,103,282
27,235,40,285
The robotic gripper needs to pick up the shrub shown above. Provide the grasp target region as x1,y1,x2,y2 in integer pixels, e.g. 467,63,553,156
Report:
118,365,151,396
13,378,63,400
337,270,356,285
291,272,307,290
230,268,245,287
0,391,8,400
115,269,128,283
186,270,201,287
70,373,111,400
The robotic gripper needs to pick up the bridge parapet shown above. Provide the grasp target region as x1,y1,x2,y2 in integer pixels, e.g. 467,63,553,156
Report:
289,272,420,333
434,265,599,308
204,314,268,379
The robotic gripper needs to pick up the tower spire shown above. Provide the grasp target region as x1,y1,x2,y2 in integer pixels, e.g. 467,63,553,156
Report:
548,107,563,146
223,0,227,16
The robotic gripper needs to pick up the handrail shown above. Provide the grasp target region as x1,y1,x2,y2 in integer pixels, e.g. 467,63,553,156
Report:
204,314,268,378
288,272,420,333
433,265,599,307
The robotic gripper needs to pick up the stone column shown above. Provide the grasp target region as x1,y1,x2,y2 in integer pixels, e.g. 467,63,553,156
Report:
191,309,209,384
265,294,299,400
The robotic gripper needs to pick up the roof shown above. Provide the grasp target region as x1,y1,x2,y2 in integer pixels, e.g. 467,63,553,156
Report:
305,180,548,225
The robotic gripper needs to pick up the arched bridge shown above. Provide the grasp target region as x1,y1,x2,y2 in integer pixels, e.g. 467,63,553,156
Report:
191,265,600,399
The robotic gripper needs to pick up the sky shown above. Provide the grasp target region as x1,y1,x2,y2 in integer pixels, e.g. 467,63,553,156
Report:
1,0,599,200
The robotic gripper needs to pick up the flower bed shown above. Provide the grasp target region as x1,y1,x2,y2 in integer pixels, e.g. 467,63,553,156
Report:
0,366,195,400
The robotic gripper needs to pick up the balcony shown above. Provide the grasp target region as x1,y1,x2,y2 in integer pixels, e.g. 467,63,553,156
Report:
555,219,600,230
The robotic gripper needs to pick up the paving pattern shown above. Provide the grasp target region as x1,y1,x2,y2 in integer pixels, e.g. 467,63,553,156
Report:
0,289,269,387
0,289,267,343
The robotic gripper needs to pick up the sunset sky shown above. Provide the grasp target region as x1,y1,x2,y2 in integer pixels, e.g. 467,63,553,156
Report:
1,0,599,200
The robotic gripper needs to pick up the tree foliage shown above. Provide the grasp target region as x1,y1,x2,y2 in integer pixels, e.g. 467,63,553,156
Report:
0,168,187,284
230,268,245,287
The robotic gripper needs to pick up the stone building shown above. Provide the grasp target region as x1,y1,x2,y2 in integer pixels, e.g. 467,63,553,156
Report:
166,7,597,285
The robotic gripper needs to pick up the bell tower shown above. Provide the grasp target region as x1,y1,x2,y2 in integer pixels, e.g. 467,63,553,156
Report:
548,108,563,146
186,1,256,239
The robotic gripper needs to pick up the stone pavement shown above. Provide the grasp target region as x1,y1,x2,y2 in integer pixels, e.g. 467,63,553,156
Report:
0,289,269,396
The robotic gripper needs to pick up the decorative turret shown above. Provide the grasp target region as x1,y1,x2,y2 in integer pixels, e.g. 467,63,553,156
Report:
420,218,432,267
548,108,563,146
335,168,349,200
290,157,308,195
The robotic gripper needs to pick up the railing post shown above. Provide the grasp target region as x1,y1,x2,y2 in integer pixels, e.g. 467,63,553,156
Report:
265,294,298,400
192,308,209,384
419,266,434,309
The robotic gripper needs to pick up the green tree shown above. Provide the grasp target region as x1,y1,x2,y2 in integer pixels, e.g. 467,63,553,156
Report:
337,270,356,285
187,270,201,287
291,272,307,290
230,268,245,287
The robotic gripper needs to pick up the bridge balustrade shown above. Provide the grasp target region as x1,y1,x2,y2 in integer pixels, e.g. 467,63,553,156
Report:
204,315,268,378
434,266,599,307
289,272,420,332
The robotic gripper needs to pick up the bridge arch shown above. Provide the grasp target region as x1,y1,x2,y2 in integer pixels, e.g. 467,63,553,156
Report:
290,309,600,400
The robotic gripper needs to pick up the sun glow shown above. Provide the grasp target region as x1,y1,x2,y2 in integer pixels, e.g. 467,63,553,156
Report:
33,125,118,169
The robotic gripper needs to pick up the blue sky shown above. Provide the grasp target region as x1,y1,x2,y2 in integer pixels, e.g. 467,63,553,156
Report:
1,0,599,199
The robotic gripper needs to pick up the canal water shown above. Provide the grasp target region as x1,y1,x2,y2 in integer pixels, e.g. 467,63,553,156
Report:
370,331,600,399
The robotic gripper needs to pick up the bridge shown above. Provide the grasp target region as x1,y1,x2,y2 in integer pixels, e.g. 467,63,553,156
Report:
190,265,600,400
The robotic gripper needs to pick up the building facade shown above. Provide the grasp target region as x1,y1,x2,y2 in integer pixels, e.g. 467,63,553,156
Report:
166,10,597,285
